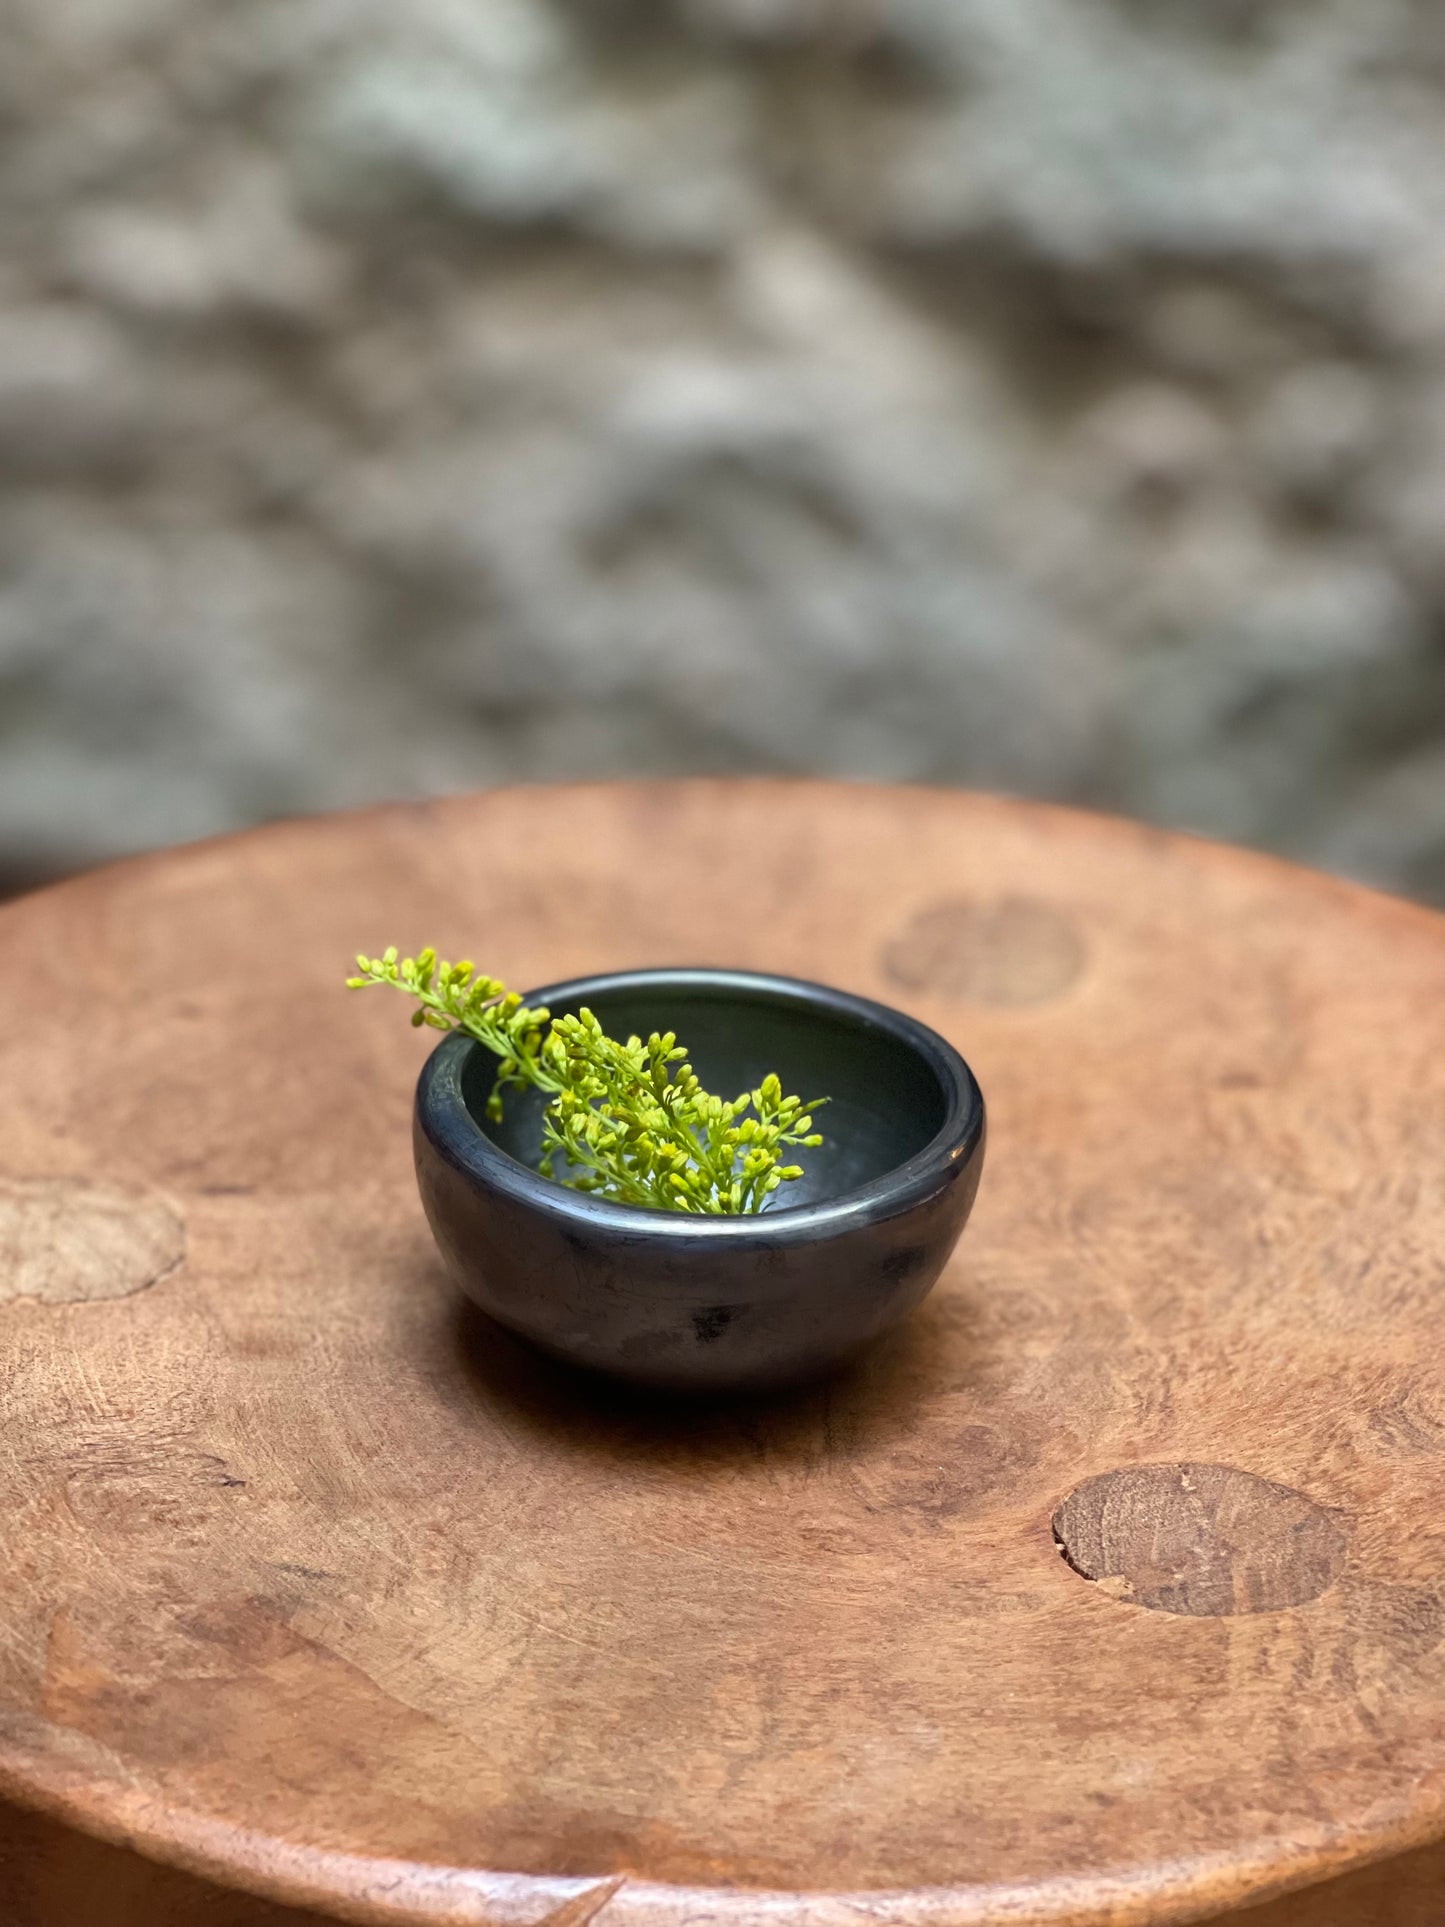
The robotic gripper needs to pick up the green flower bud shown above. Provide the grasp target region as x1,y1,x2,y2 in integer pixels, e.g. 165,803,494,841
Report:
348,943,827,1212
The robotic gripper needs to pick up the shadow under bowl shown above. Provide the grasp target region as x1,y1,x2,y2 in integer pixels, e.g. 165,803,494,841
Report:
413,968,986,1393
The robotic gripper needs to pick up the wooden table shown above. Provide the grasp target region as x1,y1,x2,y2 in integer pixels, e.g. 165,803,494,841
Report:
0,782,1442,1927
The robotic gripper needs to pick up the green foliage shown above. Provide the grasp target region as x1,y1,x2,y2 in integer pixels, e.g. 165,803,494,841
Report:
348,947,826,1215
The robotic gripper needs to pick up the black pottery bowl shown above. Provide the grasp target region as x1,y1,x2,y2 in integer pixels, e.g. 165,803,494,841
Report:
414,968,986,1393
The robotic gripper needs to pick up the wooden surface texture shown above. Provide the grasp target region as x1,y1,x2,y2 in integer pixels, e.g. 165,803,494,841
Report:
0,781,1442,1926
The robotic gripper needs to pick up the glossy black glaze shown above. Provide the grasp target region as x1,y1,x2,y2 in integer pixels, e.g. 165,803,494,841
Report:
413,969,986,1392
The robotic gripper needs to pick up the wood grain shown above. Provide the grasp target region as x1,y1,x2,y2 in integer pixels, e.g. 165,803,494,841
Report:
0,780,1442,1926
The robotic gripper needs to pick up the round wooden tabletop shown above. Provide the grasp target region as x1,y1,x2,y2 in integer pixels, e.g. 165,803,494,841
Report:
1,782,1443,1927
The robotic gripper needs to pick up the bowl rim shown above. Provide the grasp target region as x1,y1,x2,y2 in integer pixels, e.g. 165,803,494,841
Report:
414,966,985,1243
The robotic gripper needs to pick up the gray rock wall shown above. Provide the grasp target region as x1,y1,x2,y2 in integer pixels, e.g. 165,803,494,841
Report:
3,0,1445,897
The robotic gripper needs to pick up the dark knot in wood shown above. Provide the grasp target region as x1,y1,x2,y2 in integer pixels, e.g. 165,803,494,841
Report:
0,1175,185,1306
881,895,1085,1004
1053,1463,1348,1616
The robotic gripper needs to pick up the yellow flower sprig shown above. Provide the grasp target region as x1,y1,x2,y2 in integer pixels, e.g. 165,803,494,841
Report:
347,948,826,1215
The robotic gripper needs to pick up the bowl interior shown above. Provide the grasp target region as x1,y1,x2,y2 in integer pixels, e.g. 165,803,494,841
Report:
464,978,950,1210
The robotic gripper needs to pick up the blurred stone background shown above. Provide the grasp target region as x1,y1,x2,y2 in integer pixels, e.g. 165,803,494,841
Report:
3,0,1445,899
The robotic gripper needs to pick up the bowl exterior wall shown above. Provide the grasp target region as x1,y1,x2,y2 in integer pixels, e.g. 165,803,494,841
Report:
415,1116,985,1391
